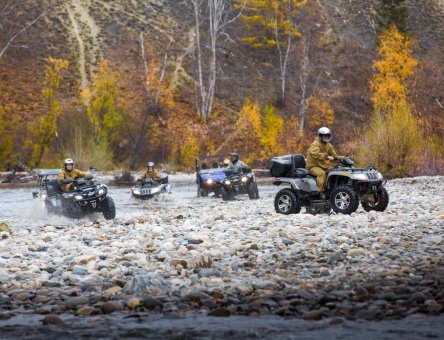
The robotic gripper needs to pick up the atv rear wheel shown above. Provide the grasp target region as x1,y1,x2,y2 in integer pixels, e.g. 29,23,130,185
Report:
274,189,300,214
361,186,389,212
101,196,116,220
330,185,359,214
247,182,260,199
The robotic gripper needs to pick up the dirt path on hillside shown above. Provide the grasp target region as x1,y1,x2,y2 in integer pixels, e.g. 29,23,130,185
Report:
66,0,101,90
92,0,196,89
64,0,195,91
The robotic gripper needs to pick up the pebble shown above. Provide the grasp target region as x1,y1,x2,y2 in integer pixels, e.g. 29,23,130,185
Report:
0,176,443,323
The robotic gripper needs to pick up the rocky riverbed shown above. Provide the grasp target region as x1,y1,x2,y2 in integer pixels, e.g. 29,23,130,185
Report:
0,176,443,338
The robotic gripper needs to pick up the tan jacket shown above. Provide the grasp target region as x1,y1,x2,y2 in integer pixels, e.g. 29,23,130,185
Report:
58,168,88,192
306,137,344,171
138,170,161,181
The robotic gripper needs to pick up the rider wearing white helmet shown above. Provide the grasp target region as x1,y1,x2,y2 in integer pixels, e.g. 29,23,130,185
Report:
57,158,88,192
138,161,161,182
306,127,345,199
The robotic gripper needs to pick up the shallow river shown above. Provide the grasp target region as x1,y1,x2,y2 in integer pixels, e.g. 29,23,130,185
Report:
0,180,280,230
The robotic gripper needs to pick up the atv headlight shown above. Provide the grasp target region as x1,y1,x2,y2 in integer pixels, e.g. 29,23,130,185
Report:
74,195,84,201
151,187,160,194
206,178,213,185
224,180,231,185
97,188,106,196
376,172,383,179
241,176,248,183
133,189,140,195
353,173,368,180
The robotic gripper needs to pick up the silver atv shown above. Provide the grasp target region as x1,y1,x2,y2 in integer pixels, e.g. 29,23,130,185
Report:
270,154,389,215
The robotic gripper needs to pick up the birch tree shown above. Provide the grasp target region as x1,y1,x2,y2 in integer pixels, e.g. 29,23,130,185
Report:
237,0,306,106
0,0,47,59
190,0,245,122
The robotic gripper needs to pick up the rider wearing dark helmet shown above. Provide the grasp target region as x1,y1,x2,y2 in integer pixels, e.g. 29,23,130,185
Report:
306,127,345,200
227,152,248,170
57,158,88,192
138,161,161,182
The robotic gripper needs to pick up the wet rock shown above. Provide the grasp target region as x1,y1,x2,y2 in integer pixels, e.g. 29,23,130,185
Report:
102,301,124,314
42,315,64,325
208,308,231,317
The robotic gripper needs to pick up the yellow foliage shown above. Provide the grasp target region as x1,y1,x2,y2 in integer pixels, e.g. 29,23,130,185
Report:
306,94,334,131
0,102,13,168
178,127,201,169
236,98,262,164
358,25,424,177
81,59,122,146
260,105,284,158
237,0,306,48
26,57,69,167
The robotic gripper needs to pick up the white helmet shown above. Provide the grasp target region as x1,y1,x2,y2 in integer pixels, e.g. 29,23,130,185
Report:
63,158,74,171
318,127,332,143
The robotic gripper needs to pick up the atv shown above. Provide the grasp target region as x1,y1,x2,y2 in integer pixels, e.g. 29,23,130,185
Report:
270,154,389,215
33,170,116,220
131,176,172,199
195,154,231,197
220,167,260,201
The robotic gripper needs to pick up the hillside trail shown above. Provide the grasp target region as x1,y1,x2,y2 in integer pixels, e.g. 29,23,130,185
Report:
65,0,101,90
64,0,195,90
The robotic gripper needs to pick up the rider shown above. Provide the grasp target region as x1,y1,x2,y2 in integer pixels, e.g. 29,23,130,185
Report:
227,153,248,170
306,127,345,200
138,161,161,182
58,158,88,192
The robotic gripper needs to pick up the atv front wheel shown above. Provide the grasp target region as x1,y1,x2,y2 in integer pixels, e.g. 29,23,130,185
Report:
274,189,300,214
361,186,389,212
101,196,116,220
330,185,359,214
221,187,232,201
62,201,82,219
247,182,260,199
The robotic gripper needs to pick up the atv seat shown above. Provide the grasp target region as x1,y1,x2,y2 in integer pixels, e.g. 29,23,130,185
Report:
289,154,309,178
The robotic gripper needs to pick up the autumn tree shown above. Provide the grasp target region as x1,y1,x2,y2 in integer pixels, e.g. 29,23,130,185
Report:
235,98,262,164
80,59,122,160
0,102,13,169
120,34,174,170
358,25,422,177
260,104,284,160
25,57,68,167
237,0,306,106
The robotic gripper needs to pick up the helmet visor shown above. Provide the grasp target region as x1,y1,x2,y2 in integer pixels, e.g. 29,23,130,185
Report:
321,134,331,142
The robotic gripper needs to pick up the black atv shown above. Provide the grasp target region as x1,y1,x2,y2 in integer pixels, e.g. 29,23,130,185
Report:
220,167,260,201
270,154,389,215
33,170,116,220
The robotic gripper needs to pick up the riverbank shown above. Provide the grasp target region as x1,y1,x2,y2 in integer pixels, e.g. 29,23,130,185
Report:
0,176,443,338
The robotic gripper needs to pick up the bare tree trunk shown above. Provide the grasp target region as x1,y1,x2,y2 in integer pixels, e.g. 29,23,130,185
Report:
0,0,46,59
127,33,170,170
297,32,320,132
190,0,245,123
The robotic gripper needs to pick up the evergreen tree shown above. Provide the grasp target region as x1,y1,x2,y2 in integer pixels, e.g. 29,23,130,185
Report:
376,0,409,34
